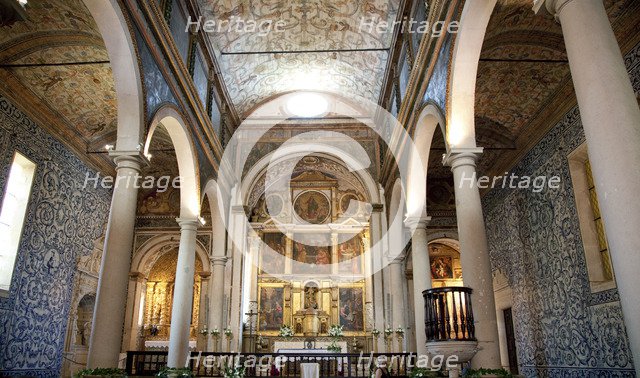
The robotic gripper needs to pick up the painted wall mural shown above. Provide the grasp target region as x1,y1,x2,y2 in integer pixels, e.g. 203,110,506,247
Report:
482,42,640,377
0,96,111,377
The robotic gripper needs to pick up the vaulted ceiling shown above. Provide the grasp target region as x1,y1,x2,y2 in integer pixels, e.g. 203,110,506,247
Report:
473,0,640,178
0,0,117,173
194,0,401,116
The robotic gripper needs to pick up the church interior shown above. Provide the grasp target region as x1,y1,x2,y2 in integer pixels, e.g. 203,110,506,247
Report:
0,0,639,377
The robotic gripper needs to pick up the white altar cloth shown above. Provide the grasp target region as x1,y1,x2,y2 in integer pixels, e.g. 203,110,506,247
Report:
301,363,319,378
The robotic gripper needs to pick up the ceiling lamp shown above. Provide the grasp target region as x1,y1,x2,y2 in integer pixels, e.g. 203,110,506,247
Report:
286,93,328,118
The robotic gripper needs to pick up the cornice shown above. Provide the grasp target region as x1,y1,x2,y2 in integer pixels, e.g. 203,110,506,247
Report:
125,0,223,175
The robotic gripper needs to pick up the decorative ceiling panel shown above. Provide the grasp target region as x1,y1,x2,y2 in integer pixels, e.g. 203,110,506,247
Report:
195,0,400,116
0,0,117,167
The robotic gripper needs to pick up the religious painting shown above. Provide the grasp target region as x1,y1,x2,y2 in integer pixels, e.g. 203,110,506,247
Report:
340,193,360,216
258,286,284,331
337,234,363,274
261,233,286,274
294,191,330,224
339,287,364,332
430,256,454,279
292,234,331,274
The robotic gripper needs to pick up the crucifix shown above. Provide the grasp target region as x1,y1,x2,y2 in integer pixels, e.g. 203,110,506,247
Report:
245,308,261,353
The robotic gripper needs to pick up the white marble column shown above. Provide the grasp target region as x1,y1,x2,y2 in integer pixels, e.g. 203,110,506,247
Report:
167,218,199,367
121,272,147,352
389,256,406,351
208,256,228,351
535,1,640,372
445,149,501,368
404,216,431,356
87,153,143,368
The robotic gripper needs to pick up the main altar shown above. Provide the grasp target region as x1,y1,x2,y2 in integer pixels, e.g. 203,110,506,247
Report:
243,161,374,353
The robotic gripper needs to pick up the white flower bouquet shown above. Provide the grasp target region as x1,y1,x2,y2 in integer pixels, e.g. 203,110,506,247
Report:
328,324,344,338
279,324,294,337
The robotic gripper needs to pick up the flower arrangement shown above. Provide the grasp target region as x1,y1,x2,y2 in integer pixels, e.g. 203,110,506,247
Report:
409,367,440,378
371,329,380,337
156,367,193,377
210,327,221,337
224,327,233,337
223,366,246,378
462,368,513,377
279,324,294,337
326,340,342,353
199,326,209,336
395,326,405,336
328,324,344,338
75,368,127,377
384,327,394,337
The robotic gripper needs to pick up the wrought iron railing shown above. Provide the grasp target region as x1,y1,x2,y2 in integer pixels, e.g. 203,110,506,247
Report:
423,286,476,342
126,351,413,377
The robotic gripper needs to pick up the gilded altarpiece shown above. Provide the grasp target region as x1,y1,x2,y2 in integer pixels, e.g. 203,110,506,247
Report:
144,250,203,340
251,157,371,342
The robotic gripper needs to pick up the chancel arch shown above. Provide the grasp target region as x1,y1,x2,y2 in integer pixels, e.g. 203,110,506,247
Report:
237,152,380,353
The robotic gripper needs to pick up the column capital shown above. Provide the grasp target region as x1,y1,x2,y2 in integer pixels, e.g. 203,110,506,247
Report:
109,150,148,172
176,218,200,230
404,216,431,230
371,203,385,213
443,147,483,170
210,256,228,266
532,0,576,19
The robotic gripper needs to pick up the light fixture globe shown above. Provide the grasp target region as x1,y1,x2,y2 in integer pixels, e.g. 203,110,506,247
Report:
286,92,328,118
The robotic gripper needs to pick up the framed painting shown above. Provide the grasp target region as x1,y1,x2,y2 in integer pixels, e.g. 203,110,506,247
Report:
260,232,286,274
430,256,454,279
337,234,363,274
292,233,331,274
294,191,331,224
338,287,365,332
258,286,284,331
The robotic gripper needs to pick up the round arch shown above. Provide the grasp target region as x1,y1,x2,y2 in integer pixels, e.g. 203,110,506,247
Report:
241,148,382,207
447,0,498,148
131,234,211,276
145,106,201,219
405,103,447,218
82,0,145,150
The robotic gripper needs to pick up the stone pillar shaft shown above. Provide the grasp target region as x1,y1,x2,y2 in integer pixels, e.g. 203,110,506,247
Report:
405,217,430,356
446,149,500,368
87,154,142,368
539,0,640,372
167,219,199,367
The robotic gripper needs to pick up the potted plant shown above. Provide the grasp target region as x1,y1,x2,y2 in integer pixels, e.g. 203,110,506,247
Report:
156,367,193,377
462,368,513,377
74,368,127,378
326,340,342,353
409,367,442,378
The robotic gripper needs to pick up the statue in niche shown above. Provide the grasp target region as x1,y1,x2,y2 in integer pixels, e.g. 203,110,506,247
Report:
304,286,319,310
81,322,92,346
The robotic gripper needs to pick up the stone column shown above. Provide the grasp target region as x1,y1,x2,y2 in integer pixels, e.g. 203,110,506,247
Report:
535,1,640,372
167,218,199,367
404,216,431,356
389,255,406,352
208,256,228,351
445,149,500,368
121,272,147,352
88,153,143,368
198,272,211,351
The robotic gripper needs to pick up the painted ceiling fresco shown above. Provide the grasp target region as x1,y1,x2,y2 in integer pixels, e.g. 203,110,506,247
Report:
473,0,638,175
195,0,401,116
0,0,117,169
